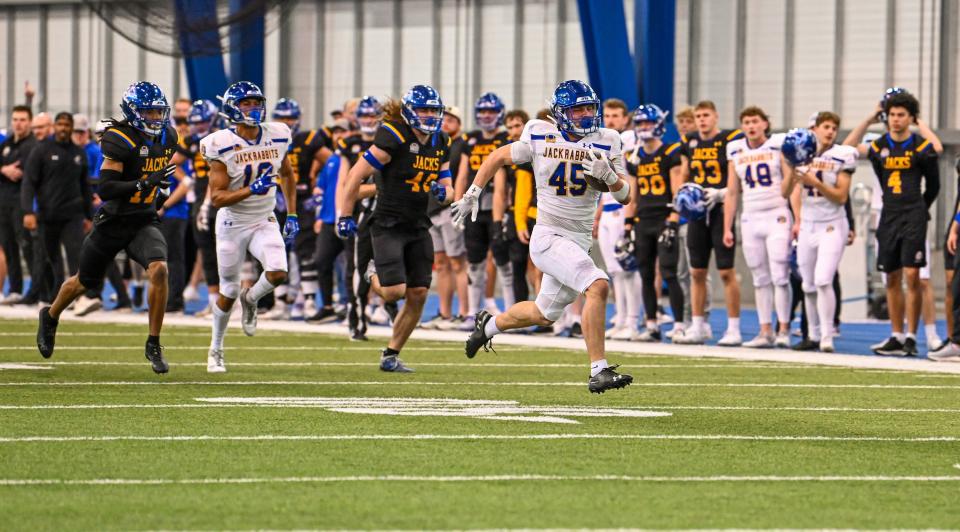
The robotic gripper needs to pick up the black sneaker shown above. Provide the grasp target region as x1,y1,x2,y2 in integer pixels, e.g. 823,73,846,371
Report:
903,337,918,357
569,322,583,338
588,365,633,394
350,330,368,342
384,302,399,324
145,341,169,374
465,310,496,359
36,307,58,359
306,307,340,323
791,338,819,351
379,351,414,373
873,336,906,356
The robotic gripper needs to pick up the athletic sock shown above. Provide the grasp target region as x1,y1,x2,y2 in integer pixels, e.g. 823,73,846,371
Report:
207,293,218,311
590,358,608,377
211,303,232,350
691,315,705,331
924,323,939,343
905,332,916,341
727,316,741,333
484,315,501,337
894,332,907,342
247,272,276,303
382,347,400,358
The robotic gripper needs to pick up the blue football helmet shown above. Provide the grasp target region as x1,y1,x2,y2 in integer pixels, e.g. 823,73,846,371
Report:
357,96,383,135
474,92,505,131
188,99,218,125
782,128,818,167
551,80,602,136
219,81,267,126
614,236,639,272
120,81,170,136
272,98,301,120
633,103,669,140
878,86,908,123
401,85,444,134
674,182,707,221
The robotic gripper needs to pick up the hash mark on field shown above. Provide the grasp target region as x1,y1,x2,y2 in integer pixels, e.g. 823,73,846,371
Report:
3,380,960,389
1,474,958,486
0,434,958,443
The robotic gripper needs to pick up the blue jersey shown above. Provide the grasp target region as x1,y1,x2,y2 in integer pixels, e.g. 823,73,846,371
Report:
161,174,190,220
317,153,340,224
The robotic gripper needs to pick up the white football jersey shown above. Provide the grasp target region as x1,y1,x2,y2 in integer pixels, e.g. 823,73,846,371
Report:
802,144,857,222
510,119,625,236
200,122,292,221
727,133,787,213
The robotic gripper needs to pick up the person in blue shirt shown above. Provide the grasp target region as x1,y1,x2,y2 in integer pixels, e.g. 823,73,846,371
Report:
158,170,192,313
311,121,350,322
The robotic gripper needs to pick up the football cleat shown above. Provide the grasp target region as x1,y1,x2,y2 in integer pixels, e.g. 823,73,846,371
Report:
743,333,775,348
775,331,791,348
379,352,414,373
611,326,636,341
673,326,707,345
36,307,58,359
207,348,227,373
465,310,496,359
588,365,633,394
873,337,905,356
791,338,819,351
819,336,835,353
145,341,169,374
635,327,662,343
239,288,257,336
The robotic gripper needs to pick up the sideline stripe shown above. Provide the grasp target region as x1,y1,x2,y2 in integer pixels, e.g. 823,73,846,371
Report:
2,381,960,389
0,474,957,486
0,434,958,443
2,403,959,414
0,361,857,370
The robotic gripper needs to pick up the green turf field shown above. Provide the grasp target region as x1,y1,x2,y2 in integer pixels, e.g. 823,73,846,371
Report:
0,317,958,530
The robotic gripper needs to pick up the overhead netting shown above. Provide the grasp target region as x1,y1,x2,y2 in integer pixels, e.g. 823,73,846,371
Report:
83,0,297,57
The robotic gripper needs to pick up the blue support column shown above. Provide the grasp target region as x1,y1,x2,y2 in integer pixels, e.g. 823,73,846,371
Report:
174,0,229,102
228,0,265,89
635,0,678,141
575,0,639,108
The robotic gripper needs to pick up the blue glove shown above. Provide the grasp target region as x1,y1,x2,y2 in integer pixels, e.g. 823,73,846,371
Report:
430,180,446,203
283,214,300,246
336,216,357,240
249,174,277,195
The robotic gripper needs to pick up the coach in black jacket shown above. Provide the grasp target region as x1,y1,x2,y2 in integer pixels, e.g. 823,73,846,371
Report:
21,112,92,293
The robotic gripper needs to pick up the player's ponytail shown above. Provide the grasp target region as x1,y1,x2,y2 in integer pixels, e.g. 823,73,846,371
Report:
381,99,404,123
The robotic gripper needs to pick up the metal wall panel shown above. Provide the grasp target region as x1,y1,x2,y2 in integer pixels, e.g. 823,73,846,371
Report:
691,0,737,124
790,0,836,125
399,0,434,93
742,0,786,124
840,0,886,121
323,0,356,115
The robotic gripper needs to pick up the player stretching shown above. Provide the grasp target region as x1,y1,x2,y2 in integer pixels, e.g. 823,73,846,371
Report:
723,107,796,348
337,85,455,372
202,82,299,373
453,80,633,394
36,81,179,373
782,113,855,352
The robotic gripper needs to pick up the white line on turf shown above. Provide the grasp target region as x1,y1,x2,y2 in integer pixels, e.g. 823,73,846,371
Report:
0,434,957,443
0,403,958,413
0,474,957,486
0,361,864,370
2,381,960,389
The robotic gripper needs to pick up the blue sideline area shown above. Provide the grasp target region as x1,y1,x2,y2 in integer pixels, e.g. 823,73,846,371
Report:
6,279,945,359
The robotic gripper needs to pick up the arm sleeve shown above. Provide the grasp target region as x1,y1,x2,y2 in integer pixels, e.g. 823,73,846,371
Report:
921,150,941,209
844,198,855,231
97,169,139,201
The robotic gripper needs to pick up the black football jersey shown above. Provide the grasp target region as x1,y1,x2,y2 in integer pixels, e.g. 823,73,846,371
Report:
176,132,211,201
682,128,743,189
99,123,179,218
627,141,682,219
867,133,939,211
288,128,332,198
337,135,374,168
463,129,510,211
372,120,451,228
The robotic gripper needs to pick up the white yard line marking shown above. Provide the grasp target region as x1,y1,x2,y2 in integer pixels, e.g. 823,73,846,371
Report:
0,363,52,371
0,433,957,443
0,474,957,486
1,380,960,389
0,361,857,370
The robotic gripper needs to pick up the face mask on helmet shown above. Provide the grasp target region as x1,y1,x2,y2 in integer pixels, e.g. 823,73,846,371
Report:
358,114,381,135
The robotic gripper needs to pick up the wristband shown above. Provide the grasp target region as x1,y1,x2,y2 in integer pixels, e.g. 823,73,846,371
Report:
438,169,452,180
954,212,960,224
363,151,385,171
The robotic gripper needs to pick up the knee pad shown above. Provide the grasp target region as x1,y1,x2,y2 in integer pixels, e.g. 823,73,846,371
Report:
220,278,240,300
751,268,771,287
770,264,790,287
468,262,486,283
535,298,566,322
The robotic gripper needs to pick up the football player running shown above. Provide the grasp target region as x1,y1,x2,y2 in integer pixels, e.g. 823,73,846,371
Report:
453,80,633,394
337,85,454,373
723,106,798,348
201,82,298,373
36,82,180,373
781,113,855,352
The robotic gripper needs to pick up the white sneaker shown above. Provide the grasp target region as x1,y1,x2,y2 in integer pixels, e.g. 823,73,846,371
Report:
239,288,257,336
717,330,743,347
703,322,714,339
927,335,944,352
743,333,775,348
74,295,103,317
369,306,391,326
290,302,304,320
263,301,289,320
929,341,960,361
0,292,21,305
303,298,318,319
207,348,227,373
775,331,791,348
819,336,835,353
657,312,674,326
183,285,200,302
420,314,448,330
673,326,707,345
457,315,475,331
665,324,685,340
483,298,501,314
604,325,623,339
611,326,636,341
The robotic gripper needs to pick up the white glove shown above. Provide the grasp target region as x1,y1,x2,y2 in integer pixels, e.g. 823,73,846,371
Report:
582,149,618,186
196,200,211,232
703,187,727,209
451,184,483,229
